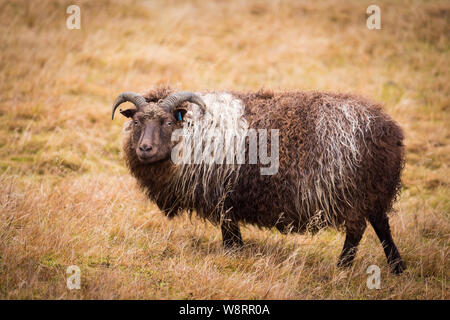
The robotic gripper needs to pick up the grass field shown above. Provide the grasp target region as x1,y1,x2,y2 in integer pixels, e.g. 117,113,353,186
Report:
0,0,448,299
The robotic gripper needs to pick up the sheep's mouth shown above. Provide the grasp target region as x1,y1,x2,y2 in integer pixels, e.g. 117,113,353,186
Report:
137,153,169,165
137,154,157,164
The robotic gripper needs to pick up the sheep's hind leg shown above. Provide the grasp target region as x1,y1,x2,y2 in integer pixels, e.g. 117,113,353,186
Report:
368,214,406,275
337,222,367,269
221,219,243,249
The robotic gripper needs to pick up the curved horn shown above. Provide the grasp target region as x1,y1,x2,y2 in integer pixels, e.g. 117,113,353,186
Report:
111,92,148,120
159,92,206,114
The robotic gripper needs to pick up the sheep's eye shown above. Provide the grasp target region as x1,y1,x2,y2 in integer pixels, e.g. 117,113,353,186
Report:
133,120,138,125
166,121,173,126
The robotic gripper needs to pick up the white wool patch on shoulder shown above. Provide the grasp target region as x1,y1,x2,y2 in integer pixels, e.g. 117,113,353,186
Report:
176,92,249,165
191,92,248,132
169,92,249,216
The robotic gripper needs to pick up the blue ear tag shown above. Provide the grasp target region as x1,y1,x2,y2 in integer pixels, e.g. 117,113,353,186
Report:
177,111,183,121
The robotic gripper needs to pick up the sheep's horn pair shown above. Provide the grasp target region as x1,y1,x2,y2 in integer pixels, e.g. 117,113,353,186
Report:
111,91,206,120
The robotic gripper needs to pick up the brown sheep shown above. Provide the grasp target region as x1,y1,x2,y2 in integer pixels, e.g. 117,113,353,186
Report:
111,86,406,274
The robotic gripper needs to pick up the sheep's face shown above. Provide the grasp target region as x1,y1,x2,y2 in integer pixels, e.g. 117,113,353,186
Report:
112,91,205,165
121,104,183,164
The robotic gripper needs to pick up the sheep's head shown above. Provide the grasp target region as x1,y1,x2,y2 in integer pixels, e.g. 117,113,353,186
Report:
111,91,206,164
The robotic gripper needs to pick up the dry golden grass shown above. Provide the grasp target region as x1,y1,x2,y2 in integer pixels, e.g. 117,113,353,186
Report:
0,0,448,299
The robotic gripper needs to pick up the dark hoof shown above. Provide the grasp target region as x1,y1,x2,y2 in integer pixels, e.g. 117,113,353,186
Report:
390,260,406,275
337,257,354,269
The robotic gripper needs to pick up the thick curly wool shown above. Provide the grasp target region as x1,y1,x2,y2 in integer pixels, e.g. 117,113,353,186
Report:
229,90,404,234
123,87,404,234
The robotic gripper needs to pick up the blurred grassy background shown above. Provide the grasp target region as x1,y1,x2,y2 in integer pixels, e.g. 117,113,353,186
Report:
0,0,448,299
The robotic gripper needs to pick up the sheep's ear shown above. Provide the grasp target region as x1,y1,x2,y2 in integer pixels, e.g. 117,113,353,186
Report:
120,109,136,118
173,108,187,122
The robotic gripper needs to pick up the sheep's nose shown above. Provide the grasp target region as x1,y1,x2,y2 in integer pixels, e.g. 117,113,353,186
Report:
139,144,153,152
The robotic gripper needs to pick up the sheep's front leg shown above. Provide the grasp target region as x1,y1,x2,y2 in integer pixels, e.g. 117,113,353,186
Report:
221,219,243,249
